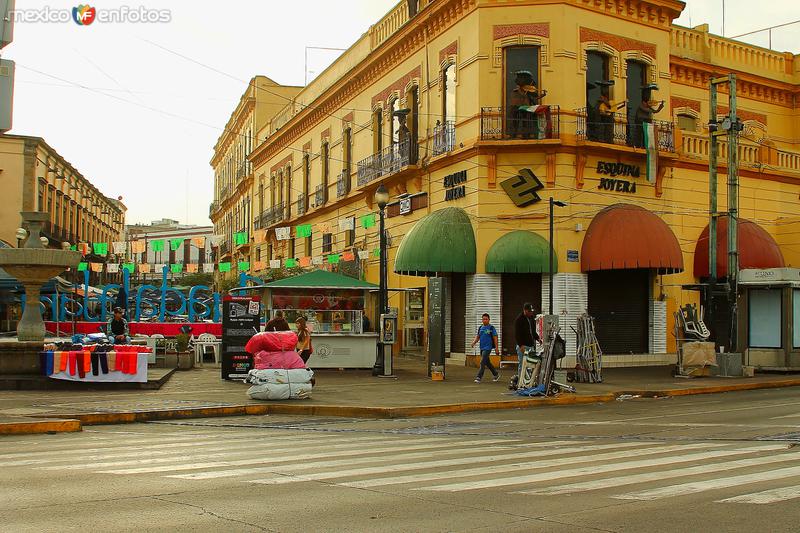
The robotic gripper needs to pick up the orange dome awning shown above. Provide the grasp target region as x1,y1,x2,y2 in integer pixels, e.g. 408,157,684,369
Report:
581,203,684,273
693,218,785,279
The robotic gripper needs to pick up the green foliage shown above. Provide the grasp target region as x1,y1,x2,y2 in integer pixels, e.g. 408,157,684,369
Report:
175,333,190,353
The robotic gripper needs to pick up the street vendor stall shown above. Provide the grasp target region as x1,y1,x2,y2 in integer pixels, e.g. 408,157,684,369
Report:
254,270,379,369
737,268,800,371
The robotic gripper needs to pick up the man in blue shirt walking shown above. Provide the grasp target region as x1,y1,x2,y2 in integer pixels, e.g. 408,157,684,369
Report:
471,313,501,383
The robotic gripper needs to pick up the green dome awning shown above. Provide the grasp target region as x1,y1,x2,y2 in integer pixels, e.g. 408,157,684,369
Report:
486,230,556,273
394,207,476,276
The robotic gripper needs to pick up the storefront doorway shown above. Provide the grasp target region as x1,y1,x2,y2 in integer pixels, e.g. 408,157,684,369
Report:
588,269,649,354
501,273,542,355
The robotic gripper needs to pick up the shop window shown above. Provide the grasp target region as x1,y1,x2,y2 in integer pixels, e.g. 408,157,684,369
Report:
442,63,456,122
322,233,332,254
749,289,782,348
677,114,697,132
794,289,800,348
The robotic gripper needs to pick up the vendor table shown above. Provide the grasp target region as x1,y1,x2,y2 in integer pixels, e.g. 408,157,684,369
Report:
41,347,150,383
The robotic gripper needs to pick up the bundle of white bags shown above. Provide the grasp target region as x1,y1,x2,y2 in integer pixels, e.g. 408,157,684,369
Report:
246,368,314,400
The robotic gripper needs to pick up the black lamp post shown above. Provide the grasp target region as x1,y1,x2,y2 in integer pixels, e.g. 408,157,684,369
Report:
549,197,567,315
372,184,390,376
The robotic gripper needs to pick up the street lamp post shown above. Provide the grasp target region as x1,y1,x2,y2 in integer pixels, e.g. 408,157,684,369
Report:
372,184,390,376
549,197,567,315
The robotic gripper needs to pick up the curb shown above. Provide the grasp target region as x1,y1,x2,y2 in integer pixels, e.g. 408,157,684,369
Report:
6,378,800,431
0,418,82,436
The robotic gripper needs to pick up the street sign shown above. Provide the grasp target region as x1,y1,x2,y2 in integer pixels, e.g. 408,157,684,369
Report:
221,295,260,380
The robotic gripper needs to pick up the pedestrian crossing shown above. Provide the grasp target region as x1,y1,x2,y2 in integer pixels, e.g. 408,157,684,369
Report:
4,428,800,505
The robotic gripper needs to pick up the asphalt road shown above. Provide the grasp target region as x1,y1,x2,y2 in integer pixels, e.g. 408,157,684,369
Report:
1,387,800,532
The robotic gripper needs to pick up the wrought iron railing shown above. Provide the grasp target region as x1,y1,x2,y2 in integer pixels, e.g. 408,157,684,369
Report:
296,193,306,216
432,120,456,156
219,241,231,256
236,161,250,182
258,202,285,227
314,184,327,207
480,106,560,140
220,184,231,200
576,107,675,152
356,139,412,187
336,169,351,198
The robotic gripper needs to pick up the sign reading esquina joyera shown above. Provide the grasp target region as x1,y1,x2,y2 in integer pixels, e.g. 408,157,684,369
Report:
443,170,467,201
596,161,641,193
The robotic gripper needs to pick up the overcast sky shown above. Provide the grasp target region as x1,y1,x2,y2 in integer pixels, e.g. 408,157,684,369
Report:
4,1,798,227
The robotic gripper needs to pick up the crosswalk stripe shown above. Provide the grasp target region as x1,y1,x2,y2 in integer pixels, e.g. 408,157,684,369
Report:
168,440,582,481
248,442,655,486
519,445,795,495
36,436,399,471
0,432,329,461
98,438,510,475
416,443,726,492
717,484,800,504
614,465,800,501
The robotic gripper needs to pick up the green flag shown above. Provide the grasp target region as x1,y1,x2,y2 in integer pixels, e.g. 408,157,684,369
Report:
169,238,183,251
170,263,183,274
360,214,376,229
238,261,250,271
218,262,231,273
70,245,77,251
234,232,248,245
327,254,340,264
151,240,164,252
372,247,381,257
93,242,108,255
285,258,297,268
77,262,88,272
122,263,135,273
296,224,312,238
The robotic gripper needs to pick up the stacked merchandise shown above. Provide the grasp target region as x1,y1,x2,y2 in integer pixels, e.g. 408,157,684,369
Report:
41,342,152,382
244,331,313,400
572,314,603,383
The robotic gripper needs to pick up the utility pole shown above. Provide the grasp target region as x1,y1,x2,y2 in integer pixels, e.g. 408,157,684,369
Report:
708,74,742,351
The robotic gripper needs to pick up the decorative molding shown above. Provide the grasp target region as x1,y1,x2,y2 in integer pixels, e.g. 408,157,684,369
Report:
270,154,293,174
580,27,656,58
546,152,556,187
439,40,458,64
554,50,578,59
493,23,549,41
493,33,551,69
320,127,331,141
718,106,768,126
658,71,671,79
575,152,587,189
458,53,488,71
487,153,497,188
371,65,423,108
670,97,701,113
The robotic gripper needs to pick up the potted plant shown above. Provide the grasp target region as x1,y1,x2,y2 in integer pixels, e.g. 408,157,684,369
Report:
176,333,193,370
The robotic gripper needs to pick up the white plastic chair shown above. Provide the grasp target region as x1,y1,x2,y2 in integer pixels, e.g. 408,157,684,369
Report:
194,333,221,365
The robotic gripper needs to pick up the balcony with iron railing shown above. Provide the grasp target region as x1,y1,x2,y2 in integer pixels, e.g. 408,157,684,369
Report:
480,106,561,141
356,139,414,187
576,108,675,153
257,202,286,229
314,184,328,207
219,184,231,201
432,120,456,156
235,160,251,182
336,169,351,198
296,193,307,216
219,240,231,257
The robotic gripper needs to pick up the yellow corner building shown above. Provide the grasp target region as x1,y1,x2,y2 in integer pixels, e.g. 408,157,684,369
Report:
210,0,800,367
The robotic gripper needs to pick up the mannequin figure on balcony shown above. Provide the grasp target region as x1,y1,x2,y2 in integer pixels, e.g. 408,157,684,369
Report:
632,84,664,147
508,70,547,139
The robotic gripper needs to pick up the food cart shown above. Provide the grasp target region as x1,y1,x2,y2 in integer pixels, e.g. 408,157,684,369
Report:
253,270,379,369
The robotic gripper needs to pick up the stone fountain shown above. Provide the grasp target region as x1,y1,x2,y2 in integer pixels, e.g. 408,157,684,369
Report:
0,212,80,342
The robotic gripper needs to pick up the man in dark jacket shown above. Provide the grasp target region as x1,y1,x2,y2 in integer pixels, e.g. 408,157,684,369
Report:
264,310,290,332
514,302,539,369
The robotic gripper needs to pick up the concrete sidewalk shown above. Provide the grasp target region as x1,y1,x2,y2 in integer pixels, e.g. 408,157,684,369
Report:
2,357,800,435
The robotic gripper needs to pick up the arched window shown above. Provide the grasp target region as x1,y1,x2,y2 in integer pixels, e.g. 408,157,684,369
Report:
442,63,456,122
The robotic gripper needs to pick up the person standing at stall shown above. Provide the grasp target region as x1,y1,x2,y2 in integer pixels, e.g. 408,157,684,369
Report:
295,316,313,363
471,313,500,383
514,303,539,369
265,310,290,332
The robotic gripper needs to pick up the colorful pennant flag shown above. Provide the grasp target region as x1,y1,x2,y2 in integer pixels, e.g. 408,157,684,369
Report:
218,262,231,273
112,242,125,255
93,242,108,256
360,214,376,229
78,243,89,255
151,240,164,252
191,236,206,248
358,250,369,260
186,263,198,273
285,258,298,268
170,264,183,274
90,262,103,273
275,227,291,241
312,256,323,265
131,241,145,254
342,251,355,262
372,248,381,257
327,254,340,264
296,224,312,238
139,263,152,274
238,261,250,271
202,263,214,273
154,263,166,272
339,218,355,231
234,232,248,245
77,262,88,272
299,256,312,267
254,230,267,244
70,245,77,251
170,238,183,251
106,263,119,273
253,261,266,271
269,259,281,269
122,263,135,273
210,234,225,246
